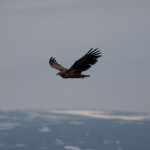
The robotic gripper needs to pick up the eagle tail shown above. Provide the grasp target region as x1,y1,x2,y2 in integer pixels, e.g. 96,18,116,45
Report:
81,75,90,78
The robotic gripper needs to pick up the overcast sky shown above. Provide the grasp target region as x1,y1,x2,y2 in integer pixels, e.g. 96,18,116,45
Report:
0,0,150,112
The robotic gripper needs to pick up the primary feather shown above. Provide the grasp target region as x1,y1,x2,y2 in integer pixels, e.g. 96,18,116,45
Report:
69,48,102,72
49,57,67,72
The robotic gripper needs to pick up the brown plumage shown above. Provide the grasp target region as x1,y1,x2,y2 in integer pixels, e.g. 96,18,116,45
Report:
49,48,102,79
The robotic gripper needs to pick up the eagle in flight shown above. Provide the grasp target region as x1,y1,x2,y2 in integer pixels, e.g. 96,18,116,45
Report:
49,48,102,79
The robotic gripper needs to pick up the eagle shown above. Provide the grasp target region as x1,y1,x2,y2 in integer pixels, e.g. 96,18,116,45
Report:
49,48,102,79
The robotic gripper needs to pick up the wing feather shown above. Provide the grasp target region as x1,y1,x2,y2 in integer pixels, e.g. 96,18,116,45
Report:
49,57,67,72
69,48,102,72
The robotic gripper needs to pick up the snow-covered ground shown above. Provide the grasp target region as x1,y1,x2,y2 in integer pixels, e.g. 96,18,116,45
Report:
51,110,150,121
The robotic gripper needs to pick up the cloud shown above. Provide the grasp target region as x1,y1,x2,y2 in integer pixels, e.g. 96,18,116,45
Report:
68,121,84,125
0,123,20,131
53,110,149,121
15,144,27,148
64,145,81,150
55,138,64,145
38,126,51,132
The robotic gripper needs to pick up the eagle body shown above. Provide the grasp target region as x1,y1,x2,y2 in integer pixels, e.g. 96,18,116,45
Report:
49,48,102,79
57,70,90,79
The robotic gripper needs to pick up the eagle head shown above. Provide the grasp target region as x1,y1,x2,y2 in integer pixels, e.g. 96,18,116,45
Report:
56,72,60,76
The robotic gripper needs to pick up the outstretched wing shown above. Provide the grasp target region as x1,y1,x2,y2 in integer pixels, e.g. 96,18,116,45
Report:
69,48,102,72
49,57,67,72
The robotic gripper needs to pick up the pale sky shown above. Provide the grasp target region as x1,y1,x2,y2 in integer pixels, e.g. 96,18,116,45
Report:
0,0,150,112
